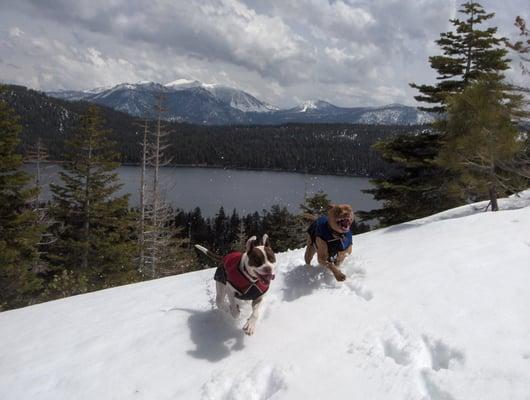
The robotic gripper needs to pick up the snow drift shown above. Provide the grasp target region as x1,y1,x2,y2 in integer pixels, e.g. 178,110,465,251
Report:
1,191,529,400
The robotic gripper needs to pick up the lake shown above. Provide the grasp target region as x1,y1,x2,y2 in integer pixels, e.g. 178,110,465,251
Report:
23,164,380,217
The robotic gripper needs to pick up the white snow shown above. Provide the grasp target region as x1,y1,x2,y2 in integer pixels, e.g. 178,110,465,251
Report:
1,191,529,400
164,79,203,89
297,100,334,112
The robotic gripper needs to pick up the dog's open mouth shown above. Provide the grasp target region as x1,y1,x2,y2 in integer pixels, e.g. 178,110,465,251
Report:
257,273,275,284
337,217,352,232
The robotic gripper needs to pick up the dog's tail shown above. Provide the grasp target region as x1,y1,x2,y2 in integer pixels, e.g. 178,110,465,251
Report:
194,244,223,264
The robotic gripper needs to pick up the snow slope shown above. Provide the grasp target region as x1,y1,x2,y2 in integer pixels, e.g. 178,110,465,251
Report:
1,192,529,400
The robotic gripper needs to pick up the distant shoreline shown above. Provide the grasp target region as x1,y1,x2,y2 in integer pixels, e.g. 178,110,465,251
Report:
24,160,375,179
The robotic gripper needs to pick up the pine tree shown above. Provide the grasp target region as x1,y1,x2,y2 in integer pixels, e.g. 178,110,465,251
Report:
227,209,241,250
300,190,330,217
0,99,42,310
437,79,527,210
364,2,509,225
410,1,510,112
48,105,138,295
262,205,301,252
213,206,228,253
359,134,461,226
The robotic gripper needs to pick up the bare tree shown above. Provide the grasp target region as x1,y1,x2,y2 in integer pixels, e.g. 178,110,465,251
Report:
25,138,55,274
141,95,181,278
136,118,149,273
25,137,48,205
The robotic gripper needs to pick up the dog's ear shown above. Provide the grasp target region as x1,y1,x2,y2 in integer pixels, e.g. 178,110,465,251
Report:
327,204,336,211
246,236,257,253
262,233,271,248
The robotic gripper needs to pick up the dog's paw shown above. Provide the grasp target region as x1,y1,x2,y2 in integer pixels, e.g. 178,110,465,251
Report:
334,271,347,282
243,319,256,335
216,301,229,313
229,304,240,319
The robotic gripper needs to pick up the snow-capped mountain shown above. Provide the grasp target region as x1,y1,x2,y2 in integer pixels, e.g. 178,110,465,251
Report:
163,79,277,112
50,81,248,124
48,81,435,125
292,99,338,113
1,191,529,399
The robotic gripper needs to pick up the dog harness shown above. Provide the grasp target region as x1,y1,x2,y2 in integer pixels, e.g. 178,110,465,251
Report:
214,252,269,300
307,215,353,262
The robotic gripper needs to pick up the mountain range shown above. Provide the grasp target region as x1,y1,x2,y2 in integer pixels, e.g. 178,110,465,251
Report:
47,80,435,126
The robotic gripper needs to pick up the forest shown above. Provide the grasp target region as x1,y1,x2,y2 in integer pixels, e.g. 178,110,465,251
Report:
1,84,426,177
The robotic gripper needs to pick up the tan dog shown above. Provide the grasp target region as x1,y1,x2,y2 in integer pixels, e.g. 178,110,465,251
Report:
304,204,354,281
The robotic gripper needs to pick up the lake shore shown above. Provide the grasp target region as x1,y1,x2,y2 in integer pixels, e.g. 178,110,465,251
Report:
24,160,376,179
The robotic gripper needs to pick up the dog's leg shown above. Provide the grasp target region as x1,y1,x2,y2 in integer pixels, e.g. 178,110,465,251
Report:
215,282,229,312
326,262,346,282
243,296,264,336
315,238,346,281
226,287,240,319
304,236,316,265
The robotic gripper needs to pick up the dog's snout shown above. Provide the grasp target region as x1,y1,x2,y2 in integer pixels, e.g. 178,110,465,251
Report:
262,266,273,274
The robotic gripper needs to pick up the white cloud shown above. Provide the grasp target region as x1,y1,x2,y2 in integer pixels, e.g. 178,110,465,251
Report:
9,27,24,37
0,0,526,107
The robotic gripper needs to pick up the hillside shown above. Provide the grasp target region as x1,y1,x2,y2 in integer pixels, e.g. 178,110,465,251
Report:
1,191,529,400
2,84,426,177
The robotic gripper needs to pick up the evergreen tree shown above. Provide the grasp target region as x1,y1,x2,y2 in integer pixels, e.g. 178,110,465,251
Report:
242,212,262,240
213,206,228,253
365,2,509,225
411,1,510,112
437,79,527,210
262,205,301,252
360,134,461,226
189,207,210,244
0,99,42,310
227,209,241,250
48,105,138,295
300,190,331,216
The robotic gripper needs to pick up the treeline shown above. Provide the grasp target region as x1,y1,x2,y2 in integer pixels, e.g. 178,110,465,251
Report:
173,203,370,258
0,84,426,177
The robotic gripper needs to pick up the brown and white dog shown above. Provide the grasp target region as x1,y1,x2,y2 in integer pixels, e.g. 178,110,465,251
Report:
195,234,276,335
304,204,354,282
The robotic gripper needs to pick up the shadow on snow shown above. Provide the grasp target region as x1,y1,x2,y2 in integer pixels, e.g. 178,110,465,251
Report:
169,307,245,362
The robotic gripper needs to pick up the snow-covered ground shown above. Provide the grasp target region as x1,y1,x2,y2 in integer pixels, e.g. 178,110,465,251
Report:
1,191,529,400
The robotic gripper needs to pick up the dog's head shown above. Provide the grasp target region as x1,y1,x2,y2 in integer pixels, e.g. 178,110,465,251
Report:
242,234,276,284
327,204,354,233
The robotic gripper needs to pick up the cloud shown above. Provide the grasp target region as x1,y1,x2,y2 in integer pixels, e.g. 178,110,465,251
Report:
0,0,526,107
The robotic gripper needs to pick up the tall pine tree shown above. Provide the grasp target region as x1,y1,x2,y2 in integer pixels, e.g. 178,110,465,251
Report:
0,98,42,310
411,1,509,112
363,2,510,226
48,105,138,296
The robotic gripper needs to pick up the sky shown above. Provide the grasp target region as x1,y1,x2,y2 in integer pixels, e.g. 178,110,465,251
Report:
0,0,527,108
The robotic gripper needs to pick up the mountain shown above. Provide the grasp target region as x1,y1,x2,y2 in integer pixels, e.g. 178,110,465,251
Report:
48,81,435,125
1,191,529,399
2,84,418,177
48,80,277,124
